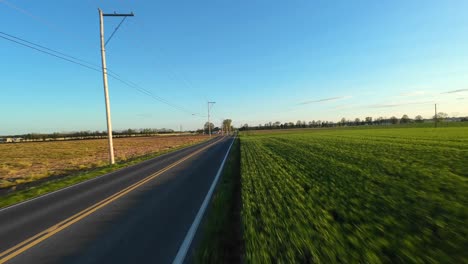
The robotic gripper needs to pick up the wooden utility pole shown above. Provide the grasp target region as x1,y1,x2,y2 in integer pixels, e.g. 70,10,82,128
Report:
207,101,216,137
99,9,134,165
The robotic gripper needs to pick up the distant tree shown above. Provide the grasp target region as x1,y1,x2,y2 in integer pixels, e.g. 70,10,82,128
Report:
340,117,346,126
222,119,233,134
434,112,448,122
93,130,102,138
365,117,373,125
274,121,281,128
390,116,399,124
296,120,302,127
376,117,384,125
140,128,153,135
125,128,136,135
354,118,361,125
401,114,410,124
415,115,424,123
204,122,215,133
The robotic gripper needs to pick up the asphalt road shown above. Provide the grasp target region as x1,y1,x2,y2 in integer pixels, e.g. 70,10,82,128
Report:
0,136,234,264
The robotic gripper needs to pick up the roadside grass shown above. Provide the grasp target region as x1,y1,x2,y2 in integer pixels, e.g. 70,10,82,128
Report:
0,139,209,209
194,138,243,264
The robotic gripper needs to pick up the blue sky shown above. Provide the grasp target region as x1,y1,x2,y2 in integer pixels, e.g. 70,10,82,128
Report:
1,0,468,134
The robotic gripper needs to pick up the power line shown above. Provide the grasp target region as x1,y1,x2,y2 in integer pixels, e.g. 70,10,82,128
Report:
106,72,201,115
1,1,209,117
0,31,203,117
0,0,53,26
0,0,92,44
0,31,100,69
123,19,209,102
2,1,210,133
0,34,101,72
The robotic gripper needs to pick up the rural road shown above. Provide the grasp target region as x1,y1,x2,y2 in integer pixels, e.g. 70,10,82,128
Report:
0,136,235,264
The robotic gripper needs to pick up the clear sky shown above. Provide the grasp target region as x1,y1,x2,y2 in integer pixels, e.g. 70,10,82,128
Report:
1,0,467,134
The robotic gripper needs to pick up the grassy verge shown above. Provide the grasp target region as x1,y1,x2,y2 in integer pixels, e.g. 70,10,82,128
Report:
0,139,209,209
194,138,243,263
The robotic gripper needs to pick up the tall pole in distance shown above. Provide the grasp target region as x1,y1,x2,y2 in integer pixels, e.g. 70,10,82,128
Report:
207,101,216,137
99,9,134,165
207,102,210,137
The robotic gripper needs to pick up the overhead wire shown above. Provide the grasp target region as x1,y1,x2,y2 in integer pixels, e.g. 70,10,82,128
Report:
122,18,210,103
0,0,207,117
0,31,101,69
0,31,204,117
0,0,88,44
106,71,202,115
0,34,102,72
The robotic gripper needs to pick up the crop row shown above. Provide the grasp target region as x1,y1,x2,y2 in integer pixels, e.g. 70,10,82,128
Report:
240,127,468,263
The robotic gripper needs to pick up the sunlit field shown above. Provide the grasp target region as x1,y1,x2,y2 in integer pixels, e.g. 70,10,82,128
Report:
0,135,208,188
240,127,468,263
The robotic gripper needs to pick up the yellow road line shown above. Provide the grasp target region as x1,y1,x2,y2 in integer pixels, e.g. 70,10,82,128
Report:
0,137,223,264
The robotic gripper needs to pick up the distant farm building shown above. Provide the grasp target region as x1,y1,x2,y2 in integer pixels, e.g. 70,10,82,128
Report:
0,137,23,143
446,117,462,122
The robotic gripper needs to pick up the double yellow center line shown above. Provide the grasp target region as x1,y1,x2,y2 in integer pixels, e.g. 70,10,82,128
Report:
0,137,223,263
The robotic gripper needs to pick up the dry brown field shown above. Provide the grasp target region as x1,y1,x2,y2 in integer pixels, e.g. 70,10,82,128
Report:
0,135,208,188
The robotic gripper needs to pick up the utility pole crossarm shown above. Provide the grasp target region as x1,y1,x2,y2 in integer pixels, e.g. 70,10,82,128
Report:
103,12,134,17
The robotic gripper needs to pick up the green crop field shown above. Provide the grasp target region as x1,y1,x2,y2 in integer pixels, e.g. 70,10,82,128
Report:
240,127,468,263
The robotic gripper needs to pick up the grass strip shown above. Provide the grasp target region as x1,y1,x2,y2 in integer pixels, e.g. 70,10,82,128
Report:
0,139,209,209
194,138,243,263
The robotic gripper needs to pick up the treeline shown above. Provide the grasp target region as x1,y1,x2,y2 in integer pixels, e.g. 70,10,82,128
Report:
239,113,468,131
4,128,189,142
197,119,234,135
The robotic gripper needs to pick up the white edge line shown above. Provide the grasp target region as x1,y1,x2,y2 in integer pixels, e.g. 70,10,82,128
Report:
172,136,236,264
0,137,217,213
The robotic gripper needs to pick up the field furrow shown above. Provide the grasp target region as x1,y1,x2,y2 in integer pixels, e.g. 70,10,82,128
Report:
240,127,468,263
